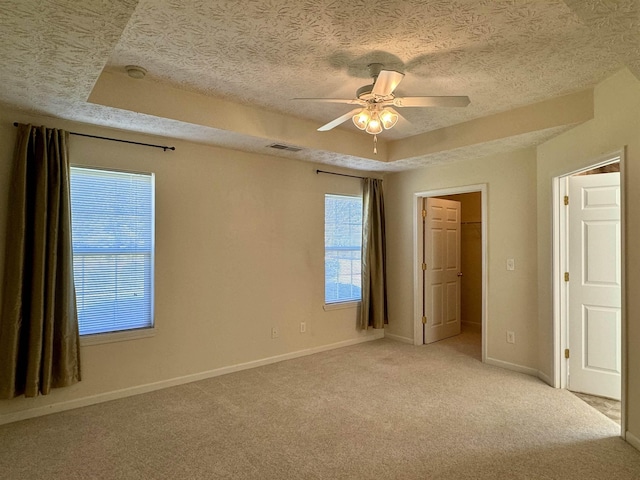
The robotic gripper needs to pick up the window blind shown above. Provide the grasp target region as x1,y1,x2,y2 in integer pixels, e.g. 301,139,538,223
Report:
70,167,155,336
324,194,362,304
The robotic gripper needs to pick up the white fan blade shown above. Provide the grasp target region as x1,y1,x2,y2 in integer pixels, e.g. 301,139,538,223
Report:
294,98,365,105
317,108,363,132
371,70,405,97
393,96,471,107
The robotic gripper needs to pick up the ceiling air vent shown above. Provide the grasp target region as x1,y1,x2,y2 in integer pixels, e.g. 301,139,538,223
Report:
267,143,303,153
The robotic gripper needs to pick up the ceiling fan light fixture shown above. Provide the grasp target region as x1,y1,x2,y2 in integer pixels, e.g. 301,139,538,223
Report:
352,109,370,130
380,108,398,129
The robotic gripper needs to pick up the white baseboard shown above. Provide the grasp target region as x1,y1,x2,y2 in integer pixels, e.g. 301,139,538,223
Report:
485,357,538,377
626,430,640,452
0,331,384,426
384,332,413,344
537,370,553,386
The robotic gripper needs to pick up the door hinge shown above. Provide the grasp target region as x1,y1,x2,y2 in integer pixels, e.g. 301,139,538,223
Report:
422,209,427,218
422,316,427,325
422,263,427,271
565,348,570,359
564,272,569,282
564,195,569,206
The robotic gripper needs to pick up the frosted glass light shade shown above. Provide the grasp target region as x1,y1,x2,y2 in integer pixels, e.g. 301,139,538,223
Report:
365,112,383,134
380,108,398,129
352,110,370,130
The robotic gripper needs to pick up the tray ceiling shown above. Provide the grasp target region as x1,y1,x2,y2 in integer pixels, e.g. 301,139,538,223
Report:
0,0,639,171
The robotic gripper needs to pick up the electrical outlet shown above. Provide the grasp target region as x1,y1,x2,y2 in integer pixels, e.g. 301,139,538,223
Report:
507,331,515,344
506,258,515,271
300,322,306,333
271,327,279,339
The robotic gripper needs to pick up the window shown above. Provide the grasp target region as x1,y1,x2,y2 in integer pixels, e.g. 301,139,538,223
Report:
324,194,362,304
70,167,155,336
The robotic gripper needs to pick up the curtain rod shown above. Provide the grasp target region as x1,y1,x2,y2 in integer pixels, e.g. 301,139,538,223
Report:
13,122,175,152
316,169,367,180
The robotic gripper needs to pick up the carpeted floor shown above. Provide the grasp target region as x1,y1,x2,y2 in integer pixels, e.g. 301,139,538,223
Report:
1,329,639,479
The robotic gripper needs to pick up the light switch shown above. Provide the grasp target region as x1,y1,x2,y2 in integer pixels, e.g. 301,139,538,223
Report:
506,258,515,271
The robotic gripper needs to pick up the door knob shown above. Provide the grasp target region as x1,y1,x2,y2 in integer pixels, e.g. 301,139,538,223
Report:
457,272,463,277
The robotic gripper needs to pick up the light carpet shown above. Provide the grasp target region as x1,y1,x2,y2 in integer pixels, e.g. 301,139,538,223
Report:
1,330,639,479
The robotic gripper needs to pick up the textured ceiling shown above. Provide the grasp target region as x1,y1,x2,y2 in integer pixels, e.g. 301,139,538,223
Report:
0,0,138,116
0,0,639,171
107,0,618,137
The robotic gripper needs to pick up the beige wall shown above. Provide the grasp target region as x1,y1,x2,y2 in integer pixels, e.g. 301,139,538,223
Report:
536,68,640,443
384,149,538,370
439,193,482,326
0,108,381,421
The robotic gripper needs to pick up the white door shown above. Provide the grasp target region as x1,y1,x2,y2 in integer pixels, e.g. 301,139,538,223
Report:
568,172,621,400
424,197,461,344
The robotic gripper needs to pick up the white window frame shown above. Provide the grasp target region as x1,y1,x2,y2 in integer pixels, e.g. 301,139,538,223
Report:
324,194,363,308
70,165,156,346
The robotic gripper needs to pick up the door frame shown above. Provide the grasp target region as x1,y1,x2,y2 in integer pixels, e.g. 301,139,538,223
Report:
552,149,626,435
413,184,488,363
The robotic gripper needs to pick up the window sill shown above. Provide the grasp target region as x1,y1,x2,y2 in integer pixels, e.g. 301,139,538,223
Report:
323,301,361,311
80,327,156,346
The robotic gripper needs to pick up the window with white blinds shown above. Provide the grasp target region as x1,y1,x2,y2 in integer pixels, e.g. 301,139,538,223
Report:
70,167,155,336
324,194,362,304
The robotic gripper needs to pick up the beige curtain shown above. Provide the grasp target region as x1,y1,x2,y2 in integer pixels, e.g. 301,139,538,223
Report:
0,124,81,398
359,178,388,330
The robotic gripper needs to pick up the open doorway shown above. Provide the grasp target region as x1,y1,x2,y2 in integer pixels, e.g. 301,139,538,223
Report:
553,153,624,431
413,185,487,363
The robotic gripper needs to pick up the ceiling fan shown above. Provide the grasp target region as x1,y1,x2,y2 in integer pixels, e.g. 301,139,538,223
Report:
294,63,470,152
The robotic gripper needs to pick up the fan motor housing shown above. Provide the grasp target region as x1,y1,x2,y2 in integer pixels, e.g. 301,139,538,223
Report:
356,84,375,101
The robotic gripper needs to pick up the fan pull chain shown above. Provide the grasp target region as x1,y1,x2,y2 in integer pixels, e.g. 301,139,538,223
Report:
373,135,378,154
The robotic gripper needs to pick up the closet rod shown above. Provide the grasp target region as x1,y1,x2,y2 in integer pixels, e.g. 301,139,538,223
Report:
13,122,176,151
